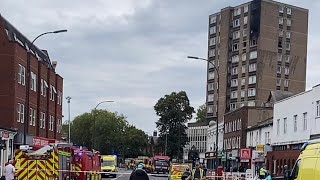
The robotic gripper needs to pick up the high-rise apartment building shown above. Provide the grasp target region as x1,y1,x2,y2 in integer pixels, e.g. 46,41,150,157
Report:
206,0,308,122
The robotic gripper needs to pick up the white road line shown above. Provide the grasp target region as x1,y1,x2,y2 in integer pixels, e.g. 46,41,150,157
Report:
112,173,124,180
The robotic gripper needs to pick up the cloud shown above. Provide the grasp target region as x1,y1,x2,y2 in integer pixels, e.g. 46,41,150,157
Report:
1,0,319,133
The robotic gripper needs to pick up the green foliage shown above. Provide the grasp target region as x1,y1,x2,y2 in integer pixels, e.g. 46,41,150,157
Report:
196,104,207,123
70,109,148,157
154,91,194,159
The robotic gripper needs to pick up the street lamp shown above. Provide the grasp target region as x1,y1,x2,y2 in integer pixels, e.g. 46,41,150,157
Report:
92,100,114,150
156,122,168,156
66,96,72,143
187,55,220,172
23,29,67,144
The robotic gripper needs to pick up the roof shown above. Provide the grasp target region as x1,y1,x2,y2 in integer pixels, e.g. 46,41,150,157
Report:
1,14,54,69
267,90,295,103
247,117,273,131
187,121,209,127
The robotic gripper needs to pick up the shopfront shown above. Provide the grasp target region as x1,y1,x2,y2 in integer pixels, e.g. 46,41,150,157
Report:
240,148,252,171
205,151,224,169
0,129,17,176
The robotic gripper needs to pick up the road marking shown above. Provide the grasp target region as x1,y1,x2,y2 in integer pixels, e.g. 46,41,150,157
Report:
112,173,124,180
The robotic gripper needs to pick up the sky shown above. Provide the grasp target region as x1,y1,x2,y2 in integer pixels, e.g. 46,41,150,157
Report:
1,0,319,134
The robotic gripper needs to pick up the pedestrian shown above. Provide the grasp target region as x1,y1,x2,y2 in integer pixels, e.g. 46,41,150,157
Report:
259,164,268,180
283,165,290,180
189,164,206,180
4,160,15,180
201,164,207,177
181,168,191,180
265,171,272,180
129,164,149,180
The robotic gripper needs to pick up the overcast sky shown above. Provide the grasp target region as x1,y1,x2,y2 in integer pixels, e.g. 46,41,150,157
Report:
1,0,319,133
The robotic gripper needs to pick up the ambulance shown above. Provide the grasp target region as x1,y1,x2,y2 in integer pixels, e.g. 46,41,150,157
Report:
101,155,118,178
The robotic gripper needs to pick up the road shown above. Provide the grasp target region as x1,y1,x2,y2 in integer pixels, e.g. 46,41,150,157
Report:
102,169,168,180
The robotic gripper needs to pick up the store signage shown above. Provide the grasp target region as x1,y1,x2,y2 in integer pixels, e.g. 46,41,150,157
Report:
240,148,251,159
33,137,56,146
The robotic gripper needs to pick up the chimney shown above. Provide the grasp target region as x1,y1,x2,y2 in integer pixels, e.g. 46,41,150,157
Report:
52,61,57,69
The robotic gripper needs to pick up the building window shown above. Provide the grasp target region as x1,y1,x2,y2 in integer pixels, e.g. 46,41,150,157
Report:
249,51,257,59
30,72,37,92
276,79,281,86
279,30,283,37
244,5,248,13
248,88,256,97
231,67,238,75
233,31,240,40
209,61,215,68
248,101,255,107
57,90,62,105
286,43,291,50
284,117,287,134
265,132,270,144
209,38,216,46
286,31,291,39
287,19,291,26
241,54,247,62
285,55,290,62
50,85,57,101
231,79,238,87
40,79,48,97
241,66,246,74
40,112,46,129
207,105,214,113
277,119,280,135
18,64,26,85
285,67,290,75
29,108,36,126
231,91,238,99
277,66,282,74
17,103,25,123
208,83,214,91
241,90,246,98
293,115,297,132
279,17,284,25
209,26,216,35
232,55,239,63
230,103,236,111
249,63,256,72
210,16,217,24
244,16,248,25
250,39,257,47
303,112,308,130
234,8,241,16
287,7,292,15
233,19,240,28
248,76,256,84
277,54,283,62
241,78,246,86
57,119,62,133
317,101,320,117
284,80,289,87
233,43,239,51
208,94,214,102
209,49,215,57
49,115,54,131
208,71,215,80
243,29,247,37
279,6,284,13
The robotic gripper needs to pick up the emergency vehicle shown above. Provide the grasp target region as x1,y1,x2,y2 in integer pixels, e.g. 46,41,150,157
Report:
151,155,170,174
101,155,118,178
14,143,102,180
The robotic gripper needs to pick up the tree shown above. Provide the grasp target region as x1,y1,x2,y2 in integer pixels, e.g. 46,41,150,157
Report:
70,109,148,157
154,91,194,159
196,104,207,123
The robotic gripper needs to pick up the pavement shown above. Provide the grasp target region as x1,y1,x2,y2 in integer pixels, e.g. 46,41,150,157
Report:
102,169,168,180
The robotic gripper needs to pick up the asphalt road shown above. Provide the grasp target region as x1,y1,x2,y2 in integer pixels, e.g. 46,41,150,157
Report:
102,169,168,180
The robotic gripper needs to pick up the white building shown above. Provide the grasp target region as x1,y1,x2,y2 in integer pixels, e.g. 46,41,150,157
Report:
206,121,224,169
272,84,320,146
186,122,208,163
247,118,272,148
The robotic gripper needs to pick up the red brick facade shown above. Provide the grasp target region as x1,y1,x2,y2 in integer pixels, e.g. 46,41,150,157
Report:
0,15,63,144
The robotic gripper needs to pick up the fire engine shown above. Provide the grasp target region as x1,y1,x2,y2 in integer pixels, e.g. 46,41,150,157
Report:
14,143,102,180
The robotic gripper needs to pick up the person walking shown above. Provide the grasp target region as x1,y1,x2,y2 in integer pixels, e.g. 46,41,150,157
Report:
4,160,15,180
129,164,149,180
283,165,290,180
181,168,191,180
259,165,268,180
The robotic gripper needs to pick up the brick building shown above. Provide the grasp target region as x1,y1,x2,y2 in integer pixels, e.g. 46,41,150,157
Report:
0,14,63,146
223,106,273,170
206,0,308,123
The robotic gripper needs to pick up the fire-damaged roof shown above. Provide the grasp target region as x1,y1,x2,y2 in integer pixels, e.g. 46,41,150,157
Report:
1,14,54,70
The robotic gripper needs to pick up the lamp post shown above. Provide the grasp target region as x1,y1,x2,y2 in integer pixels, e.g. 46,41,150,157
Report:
23,29,67,144
156,122,168,156
92,100,114,150
187,56,220,173
66,96,72,143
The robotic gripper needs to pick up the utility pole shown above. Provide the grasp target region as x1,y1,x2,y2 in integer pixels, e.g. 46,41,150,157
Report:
66,96,71,143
